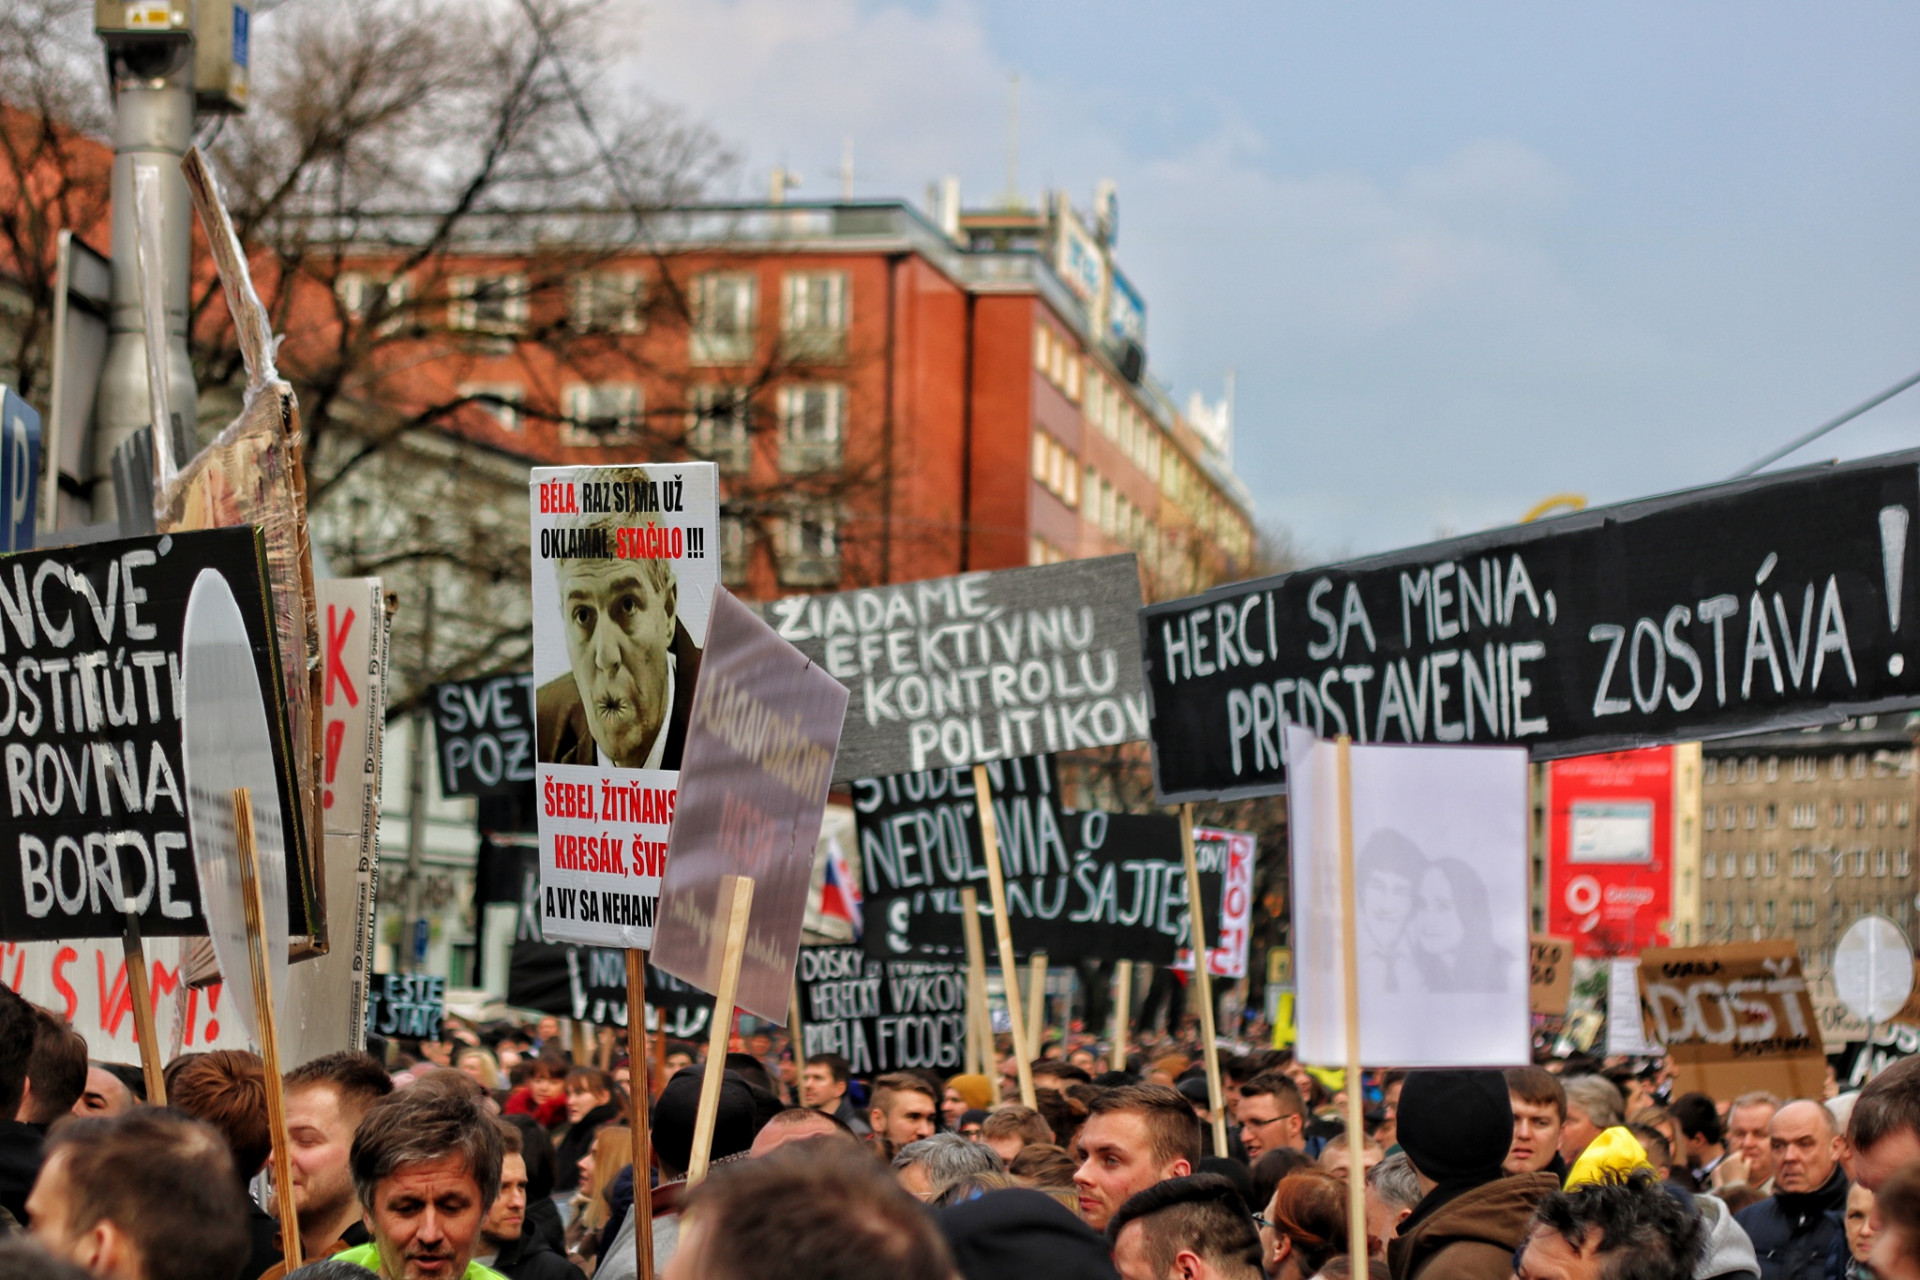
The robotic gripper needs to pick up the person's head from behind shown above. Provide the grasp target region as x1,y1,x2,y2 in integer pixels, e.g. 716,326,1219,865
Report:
1260,1167,1348,1280
350,1074,504,1280
652,1067,761,1178
665,1143,955,1280
800,1053,850,1111
979,1105,1053,1163
1518,1170,1705,1280
749,1106,857,1157
890,1132,1003,1201
1769,1099,1840,1194
1236,1072,1306,1161
28,1108,248,1280
1074,1084,1203,1233
20,1008,87,1125
165,1050,269,1183
1505,1066,1566,1175
0,987,40,1124
1558,1076,1624,1165
283,1052,396,1242
1848,1056,1920,1193
868,1072,939,1147
74,1063,144,1117
1108,1173,1263,1280
1724,1091,1781,1187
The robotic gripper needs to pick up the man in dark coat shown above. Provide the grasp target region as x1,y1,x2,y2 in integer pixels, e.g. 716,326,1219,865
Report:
0,987,43,1227
478,1127,583,1280
1736,1101,1850,1280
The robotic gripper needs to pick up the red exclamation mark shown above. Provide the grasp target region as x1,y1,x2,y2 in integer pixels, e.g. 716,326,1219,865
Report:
324,718,346,809
204,983,221,1044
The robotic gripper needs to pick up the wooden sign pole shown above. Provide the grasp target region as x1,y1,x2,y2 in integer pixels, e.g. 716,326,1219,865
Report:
972,765,1035,1108
959,887,991,1077
1178,804,1228,1158
1334,736,1366,1265
232,788,301,1271
120,914,166,1106
788,976,806,1089
624,949,656,1280
1110,961,1132,1067
687,875,755,1186
1026,953,1048,1062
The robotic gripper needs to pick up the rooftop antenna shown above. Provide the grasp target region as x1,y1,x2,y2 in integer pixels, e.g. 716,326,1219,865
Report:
1003,72,1020,209
840,136,854,202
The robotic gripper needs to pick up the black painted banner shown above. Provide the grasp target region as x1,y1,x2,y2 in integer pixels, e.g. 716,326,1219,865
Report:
1143,451,1920,801
431,672,536,797
855,755,1207,963
365,973,445,1041
796,944,966,1075
0,528,309,940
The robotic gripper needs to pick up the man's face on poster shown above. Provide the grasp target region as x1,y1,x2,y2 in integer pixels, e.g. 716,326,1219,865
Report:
558,554,676,766
1360,867,1415,946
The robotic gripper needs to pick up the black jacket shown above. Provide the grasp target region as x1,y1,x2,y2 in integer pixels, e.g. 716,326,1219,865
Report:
490,1228,585,1280
553,1102,622,1194
525,1196,566,1258
0,1122,43,1227
1736,1167,1850,1280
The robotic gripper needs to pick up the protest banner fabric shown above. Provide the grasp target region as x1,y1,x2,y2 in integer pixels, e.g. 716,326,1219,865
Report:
1171,827,1257,980
796,945,967,1075
1287,726,1531,1066
1834,1021,1920,1090
650,590,850,1022
0,936,252,1060
364,973,444,1041
763,554,1148,781
529,463,719,948
1529,936,1574,1017
432,673,536,798
1145,451,1920,801
1636,940,1826,1098
0,529,308,941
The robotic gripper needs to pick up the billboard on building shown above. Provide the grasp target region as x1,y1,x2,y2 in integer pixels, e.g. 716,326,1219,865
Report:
1548,747,1674,958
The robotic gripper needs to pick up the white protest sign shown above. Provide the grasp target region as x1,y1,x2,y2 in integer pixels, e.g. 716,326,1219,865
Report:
1607,957,1660,1055
1835,915,1916,1025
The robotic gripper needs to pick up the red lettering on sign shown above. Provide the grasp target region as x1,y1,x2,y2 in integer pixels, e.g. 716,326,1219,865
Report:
326,605,360,708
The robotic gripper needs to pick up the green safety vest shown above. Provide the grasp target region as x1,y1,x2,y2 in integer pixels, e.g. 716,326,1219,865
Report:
332,1241,509,1280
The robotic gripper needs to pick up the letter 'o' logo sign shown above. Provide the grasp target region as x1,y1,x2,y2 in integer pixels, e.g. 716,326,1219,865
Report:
1565,875,1602,917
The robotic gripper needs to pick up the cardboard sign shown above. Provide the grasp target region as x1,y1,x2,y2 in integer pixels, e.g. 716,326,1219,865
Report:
1172,828,1258,980
763,554,1148,781
1636,940,1827,1098
1143,450,1920,801
364,973,445,1041
796,945,967,1075
0,529,308,941
1530,935,1574,1017
529,462,719,948
432,672,536,797
650,590,850,1022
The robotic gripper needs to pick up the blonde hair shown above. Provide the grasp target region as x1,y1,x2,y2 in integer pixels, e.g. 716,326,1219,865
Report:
454,1046,500,1091
581,1126,633,1230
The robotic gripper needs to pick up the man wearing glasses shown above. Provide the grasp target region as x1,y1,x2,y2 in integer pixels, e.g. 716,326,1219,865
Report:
1235,1073,1307,1161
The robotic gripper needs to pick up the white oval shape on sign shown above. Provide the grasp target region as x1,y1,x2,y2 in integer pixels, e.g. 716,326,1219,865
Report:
1834,914,1915,1026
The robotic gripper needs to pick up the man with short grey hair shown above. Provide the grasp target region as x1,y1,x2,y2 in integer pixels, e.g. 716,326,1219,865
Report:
1367,1151,1422,1248
892,1133,1004,1201
1558,1076,1625,1166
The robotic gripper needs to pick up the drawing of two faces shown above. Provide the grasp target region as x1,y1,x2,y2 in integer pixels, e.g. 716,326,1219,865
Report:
1355,830,1511,994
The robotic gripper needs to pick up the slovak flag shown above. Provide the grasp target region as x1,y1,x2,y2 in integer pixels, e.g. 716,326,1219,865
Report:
819,833,863,938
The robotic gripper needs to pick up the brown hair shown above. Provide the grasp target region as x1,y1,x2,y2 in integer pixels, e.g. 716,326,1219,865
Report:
1035,1086,1090,1152
1008,1142,1079,1188
1505,1066,1567,1123
1238,1072,1305,1114
870,1071,939,1116
351,1076,505,1212
284,1050,395,1124
565,1065,627,1115
1850,1056,1920,1154
981,1105,1055,1147
166,1049,270,1180
1085,1084,1204,1169
23,1007,87,1124
1269,1169,1351,1275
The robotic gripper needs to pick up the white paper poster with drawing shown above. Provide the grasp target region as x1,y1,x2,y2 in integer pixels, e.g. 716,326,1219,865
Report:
529,463,719,947
1287,725,1530,1066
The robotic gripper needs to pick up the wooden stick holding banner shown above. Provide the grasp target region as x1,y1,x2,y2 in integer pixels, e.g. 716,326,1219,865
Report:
120,915,166,1105
1026,953,1048,1061
960,887,991,1076
1178,805,1227,1156
973,764,1035,1107
688,875,755,1186
1111,961,1132,1064
233,788,302,1271
788,977,806,1074
624,949,656,1280
1334,736,1365,1267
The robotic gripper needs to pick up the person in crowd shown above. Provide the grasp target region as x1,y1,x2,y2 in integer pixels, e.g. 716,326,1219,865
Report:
1724,1093,1783,1194
1868,1164,1920,1280
746,1106,856,1156
551,1068,623,1197
663,1144,954,1280
500,1117,564,1258
455,1049,503,1096
73,1064,143,1117
1846,1184,1877,1280
893,1133,1005,1201
1251,1149,1317,1228
1846,1058,1920,1194
1320,1137,1386,1179
1389,1069,1559,1280
943,1075,996,1129
27,1107,249,1280
0,987,45,1227
956,1109,990,1140
1075,1084,1203,1233
1179,1078,1238,1158
799,1054,869,1136
564,1125,629,1267
1261,1167,1349,1280
1109,1173,1264,1280
1237,1074,1308,1162
19,1009,87,1127
1008,1144,1082,1208
1504,1068,1568,1180
936,1184,1121,1280
1671,1093,1730,1190
1367,1153,1422,1252
1517,1169,1706,1280
335,1073,506,1280
475,1123,580,1280
1039,1087,1093,1155
503,1055,569,1131
166,1050,280,1280
866,1072,939,1154
258,1052,396,1280
981,1106,1055,1164
1624,1124,1687,1191
1558,1077,1625,1168
1735,1101,1849,1280
1376,1073,1408,1151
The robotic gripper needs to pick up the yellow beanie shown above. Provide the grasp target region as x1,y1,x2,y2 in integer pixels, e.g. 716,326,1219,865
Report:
1565,1125,1656,1188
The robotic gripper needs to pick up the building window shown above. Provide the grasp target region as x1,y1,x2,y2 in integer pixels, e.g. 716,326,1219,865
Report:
1855,754,1869,779
691,272,757,364
559,383,642,445
1834,756,1848,781
1765,803,1778,829
1878,802,1891,828
1766,757,1779,781
449,274,528,334
1764,850,1778,877
1793,899,1815,926
1725,805,1736,830
1858,803,1870,828
1741,901,1755,927
1900,802,1912,828
719,515,749,587
1705,806,1717,832
570,271,646,333
1724,852,1738,879
689,385,752,474
777,511,839,587
1856,849,1869,877
777,384,845,472
1765,899,1776,928
1835,802,1847,827
781,271,849,361
1704,759,1719,785
1746,758,1760,782
1876,848,1890,877
1029,536,1067,566
1704,855,1716,880
458,383,524,432
1744,853,1758,879
336,271,410,333
1032,432,1079,507
1793,756,1816,782
1899,849,1913,877
1703,901,1715,927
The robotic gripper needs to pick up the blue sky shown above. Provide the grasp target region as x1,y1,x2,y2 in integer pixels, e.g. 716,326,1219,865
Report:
617,0,1920,562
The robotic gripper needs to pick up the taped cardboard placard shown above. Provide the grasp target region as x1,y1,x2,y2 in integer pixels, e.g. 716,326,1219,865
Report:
1637,940,1827,1099
1530,935,1574,1017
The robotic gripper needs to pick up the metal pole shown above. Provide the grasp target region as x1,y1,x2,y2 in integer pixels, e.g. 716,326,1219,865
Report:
402,574,436,973
92,38,199,519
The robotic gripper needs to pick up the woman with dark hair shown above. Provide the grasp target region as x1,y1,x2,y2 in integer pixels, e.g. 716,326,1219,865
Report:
1412,857,1513,992
554,1066,627,1197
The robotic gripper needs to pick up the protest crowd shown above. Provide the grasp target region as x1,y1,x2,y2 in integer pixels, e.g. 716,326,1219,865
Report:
9,986,1920,1280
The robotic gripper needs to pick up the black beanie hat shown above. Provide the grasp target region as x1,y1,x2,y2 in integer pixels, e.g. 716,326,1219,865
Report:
1394,1069,1513,1185
651,1066,760,1175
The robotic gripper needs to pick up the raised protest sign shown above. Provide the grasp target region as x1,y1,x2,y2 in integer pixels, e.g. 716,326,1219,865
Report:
529,462,719,948
650,590,850,1022
1172,827,1257,980
1,935,253,1058
1530,936,1574,1017
363,973,444,1042
763,554,1147,781
1144,450,1920,801
796,945,967,1074
1835,1021,1920,1090
1636,940,1826,1098
854,754,1223,965
0,529,309,942
432,673,536,798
